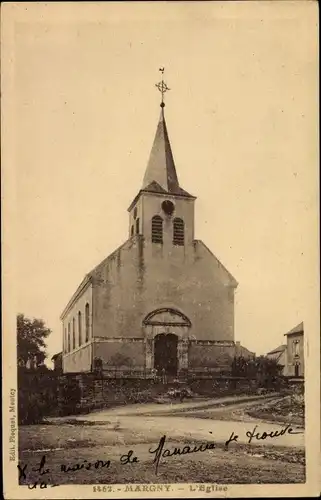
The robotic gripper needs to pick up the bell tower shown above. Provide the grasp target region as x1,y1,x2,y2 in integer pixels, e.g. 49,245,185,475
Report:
128,69,196,250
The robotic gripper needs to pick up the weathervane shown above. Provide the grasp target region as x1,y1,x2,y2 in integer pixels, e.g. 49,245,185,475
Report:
155,67,170,107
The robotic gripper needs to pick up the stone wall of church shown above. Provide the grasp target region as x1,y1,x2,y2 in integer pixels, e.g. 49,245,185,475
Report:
93,339,145,371
63,344,92,373
188,342,235,372
92,235,236,345
141,238,236,342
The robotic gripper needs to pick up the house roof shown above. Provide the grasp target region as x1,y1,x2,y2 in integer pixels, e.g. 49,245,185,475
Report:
267,344,287,355
51,351,62,360
238,344,256,357
284,322,304,336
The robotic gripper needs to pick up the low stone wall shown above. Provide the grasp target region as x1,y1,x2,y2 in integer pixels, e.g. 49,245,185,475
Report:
58,374,162,415
287,378,304,394
189,376,259,397
57,373,264,415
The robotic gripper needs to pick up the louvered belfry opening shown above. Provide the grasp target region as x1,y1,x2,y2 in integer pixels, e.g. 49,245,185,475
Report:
151,215,163,243
173,217,184,246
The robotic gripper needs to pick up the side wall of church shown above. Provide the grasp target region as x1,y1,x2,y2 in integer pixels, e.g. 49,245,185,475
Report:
62,284,93,373
63,344,93,373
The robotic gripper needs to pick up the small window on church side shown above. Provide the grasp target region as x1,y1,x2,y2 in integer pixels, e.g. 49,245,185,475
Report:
152,215,163,243
72,318,76,350
173,218,185,246
78,311,82,346
85,303,90,342
68,323,71,352
131,225,134,236
136,218,140,234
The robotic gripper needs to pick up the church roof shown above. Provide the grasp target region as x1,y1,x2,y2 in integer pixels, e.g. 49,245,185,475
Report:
284,322,304,336
143,180,167,194
194,240,238,288
141,107,194,198
142,180,195,198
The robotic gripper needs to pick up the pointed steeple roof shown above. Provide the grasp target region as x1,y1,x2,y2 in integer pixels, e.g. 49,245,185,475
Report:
142,106,193,198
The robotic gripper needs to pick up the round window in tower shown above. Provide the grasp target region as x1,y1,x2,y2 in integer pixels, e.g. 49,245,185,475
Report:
161,200,175,216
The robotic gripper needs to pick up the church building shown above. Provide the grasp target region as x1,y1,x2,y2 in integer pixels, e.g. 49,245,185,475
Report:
61,78,243,378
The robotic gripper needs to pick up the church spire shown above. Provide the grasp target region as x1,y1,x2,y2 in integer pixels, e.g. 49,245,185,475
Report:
142,69,180,193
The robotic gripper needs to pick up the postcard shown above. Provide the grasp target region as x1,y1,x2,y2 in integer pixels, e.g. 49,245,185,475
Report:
2,1,320,498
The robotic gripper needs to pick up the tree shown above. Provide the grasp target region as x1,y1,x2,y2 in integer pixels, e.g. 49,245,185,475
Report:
253,355,284,387
17,314,56,424
17,313,51,368
231,355,283,388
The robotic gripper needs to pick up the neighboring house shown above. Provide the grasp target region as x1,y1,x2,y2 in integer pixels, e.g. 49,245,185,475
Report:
18,355,45,370
284,322,304,377
235,341,256,360
51,352,63,373
266,344,287,370
267,322,304,378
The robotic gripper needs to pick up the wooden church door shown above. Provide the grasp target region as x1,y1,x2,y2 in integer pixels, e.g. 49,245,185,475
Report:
154,333,178,376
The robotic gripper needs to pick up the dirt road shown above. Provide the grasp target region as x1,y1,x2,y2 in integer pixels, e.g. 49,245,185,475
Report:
19,395,305,485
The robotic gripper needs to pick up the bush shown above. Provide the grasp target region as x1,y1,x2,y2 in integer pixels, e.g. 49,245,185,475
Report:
18,367,58,424
231,355,283,389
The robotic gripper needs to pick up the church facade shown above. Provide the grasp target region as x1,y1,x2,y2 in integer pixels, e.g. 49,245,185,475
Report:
61,99,242,378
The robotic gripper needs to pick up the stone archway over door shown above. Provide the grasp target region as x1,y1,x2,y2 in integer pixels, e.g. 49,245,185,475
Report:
143,308,191,375
154,333,178,375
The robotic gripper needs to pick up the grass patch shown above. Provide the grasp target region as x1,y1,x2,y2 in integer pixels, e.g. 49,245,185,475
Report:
247,395,304,427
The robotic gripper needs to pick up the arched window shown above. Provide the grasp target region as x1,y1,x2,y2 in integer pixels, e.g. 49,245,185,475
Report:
173,218,185,246
131,225,134,236
151,215,163,244
85,303,90,342
135,218,140,234
78,311,82,346
68,323,71,352
72,318,76,350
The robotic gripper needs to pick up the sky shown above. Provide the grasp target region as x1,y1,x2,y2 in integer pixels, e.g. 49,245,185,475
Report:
7,2,318,364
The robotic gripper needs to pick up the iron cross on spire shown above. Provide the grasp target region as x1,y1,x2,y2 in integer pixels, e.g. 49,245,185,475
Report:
155,67,170,108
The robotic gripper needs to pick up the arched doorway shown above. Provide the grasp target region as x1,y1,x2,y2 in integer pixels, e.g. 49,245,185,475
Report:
143,308,191,375
154,333,178,376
